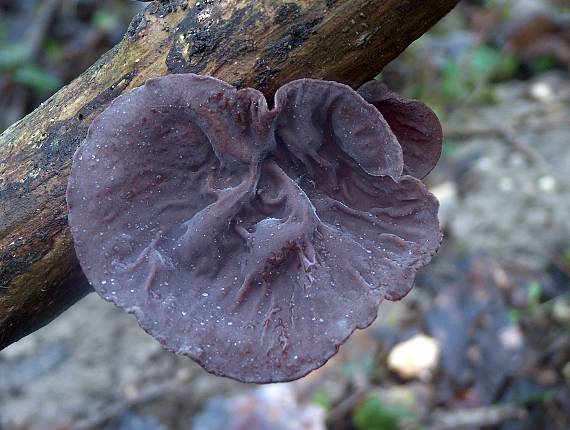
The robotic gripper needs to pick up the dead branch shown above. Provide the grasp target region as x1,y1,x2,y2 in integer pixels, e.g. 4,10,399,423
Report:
0,0,459,349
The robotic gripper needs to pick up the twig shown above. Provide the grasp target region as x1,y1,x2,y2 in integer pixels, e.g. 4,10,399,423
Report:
325,387,369,426
422,404,527,430
443,116,569,139
444,116,569,179
498,124,553,178
28,0,60,59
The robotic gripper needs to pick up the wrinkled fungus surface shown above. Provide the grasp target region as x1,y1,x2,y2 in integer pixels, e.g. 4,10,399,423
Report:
67,74,442,383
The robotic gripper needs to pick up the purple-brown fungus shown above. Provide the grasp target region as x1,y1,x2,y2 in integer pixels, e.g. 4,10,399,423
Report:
357,80,443,179
67,74,442,383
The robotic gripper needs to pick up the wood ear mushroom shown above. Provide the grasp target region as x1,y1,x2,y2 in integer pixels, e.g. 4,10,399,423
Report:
66,74,442,383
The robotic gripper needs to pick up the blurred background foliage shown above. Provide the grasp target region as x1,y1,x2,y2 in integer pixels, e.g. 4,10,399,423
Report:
1,0,569,131
1,1,569,430
381,0,570,118
0,0,144,132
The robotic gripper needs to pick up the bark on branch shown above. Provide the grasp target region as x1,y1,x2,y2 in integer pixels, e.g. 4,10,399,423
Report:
0,0,458,349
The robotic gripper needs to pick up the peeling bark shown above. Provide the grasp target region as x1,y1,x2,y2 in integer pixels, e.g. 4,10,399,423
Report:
0,0,459,349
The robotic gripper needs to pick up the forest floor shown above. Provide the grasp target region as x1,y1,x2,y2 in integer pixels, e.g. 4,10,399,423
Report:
1,69,569,430
1,1,569,430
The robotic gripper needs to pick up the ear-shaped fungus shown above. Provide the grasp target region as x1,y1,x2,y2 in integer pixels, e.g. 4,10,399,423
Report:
357,80,443,179
67,74,442,383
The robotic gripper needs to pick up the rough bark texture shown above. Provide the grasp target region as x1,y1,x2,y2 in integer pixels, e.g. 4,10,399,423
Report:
0,0,459,350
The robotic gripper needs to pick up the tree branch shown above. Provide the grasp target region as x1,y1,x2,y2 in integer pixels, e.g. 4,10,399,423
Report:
0,0,459,349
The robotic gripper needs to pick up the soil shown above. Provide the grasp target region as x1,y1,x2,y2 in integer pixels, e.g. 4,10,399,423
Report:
1,71,569,430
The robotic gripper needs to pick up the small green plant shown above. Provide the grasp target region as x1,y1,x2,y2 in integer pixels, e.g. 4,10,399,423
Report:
527,281,542,309
507,307,521,324
353,395,415,430
441,140,459,159
527,54,558,76
440,44,516,104
92,10,120,32
13,64,61,93
510,388,557,406
311,388,332,410
0,41,61,94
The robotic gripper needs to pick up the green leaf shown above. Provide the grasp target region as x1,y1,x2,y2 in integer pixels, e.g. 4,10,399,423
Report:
508,308,521,323
441,59,467,101
353,395,414,430
44,39,64,63
493,53,519,81
92,10,119,31
0,43,30,69
527,54,557,75
469,45,501,77
311,389,332,410
527,281,542,308
13,65,61,93
442,140,459,159
510,388,557,406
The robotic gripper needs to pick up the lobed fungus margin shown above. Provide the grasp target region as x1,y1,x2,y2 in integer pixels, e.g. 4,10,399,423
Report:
66,74,442,383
